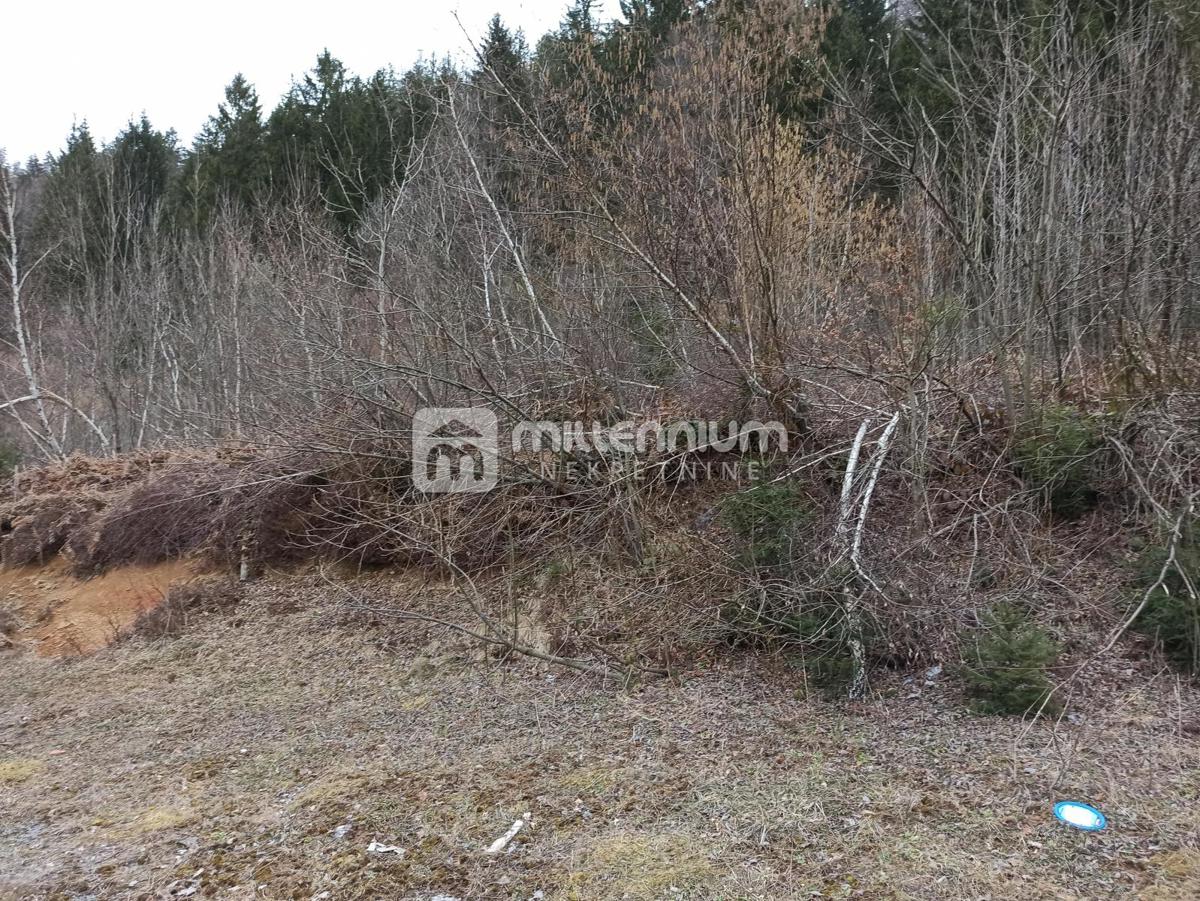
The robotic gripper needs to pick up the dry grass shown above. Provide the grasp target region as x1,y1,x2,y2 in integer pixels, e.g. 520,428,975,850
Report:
128,575,241,639
567,832,717,899
1,568,1198,899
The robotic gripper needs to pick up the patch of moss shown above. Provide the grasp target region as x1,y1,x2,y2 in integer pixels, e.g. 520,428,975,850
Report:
568,832,716,900
0,758,45,784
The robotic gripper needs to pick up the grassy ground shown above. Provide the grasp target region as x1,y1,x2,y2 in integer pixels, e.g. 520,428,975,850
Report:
2,569,1199,900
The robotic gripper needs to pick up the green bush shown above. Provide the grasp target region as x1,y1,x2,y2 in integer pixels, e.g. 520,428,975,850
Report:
720,485,870,691
1130,522,1199,672
721,563,867,693
962,603,1060,716
628,299,678,383
719,482,812,572
0,440,21,480
1013,407,1105,519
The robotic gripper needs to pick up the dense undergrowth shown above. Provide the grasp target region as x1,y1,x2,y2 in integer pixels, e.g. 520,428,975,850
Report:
1,0,1198,716
2,384,1196,716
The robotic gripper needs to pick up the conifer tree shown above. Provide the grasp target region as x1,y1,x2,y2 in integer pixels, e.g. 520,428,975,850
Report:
962,604,1060,716
112,115,178,227
202,76,266,203
476,16,532,208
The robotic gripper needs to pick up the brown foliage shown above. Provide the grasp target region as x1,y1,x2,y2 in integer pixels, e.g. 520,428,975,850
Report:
130,576,241,640
1,496,99,567
64,467,234,573
63,459,327,575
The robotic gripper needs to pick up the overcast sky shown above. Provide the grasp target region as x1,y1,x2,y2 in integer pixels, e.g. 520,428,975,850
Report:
2,0,621,163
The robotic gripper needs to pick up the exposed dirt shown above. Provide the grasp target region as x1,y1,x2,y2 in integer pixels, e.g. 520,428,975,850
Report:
1,569,1198,900
0,558,195,656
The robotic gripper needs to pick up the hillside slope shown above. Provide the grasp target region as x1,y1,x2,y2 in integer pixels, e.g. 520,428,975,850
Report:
2,569,1199,900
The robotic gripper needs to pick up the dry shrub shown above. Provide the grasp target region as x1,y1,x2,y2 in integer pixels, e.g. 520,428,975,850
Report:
65,466,235,573
0,605,17,637
12,451,194,497
131,576,241,639
1,496,100,567
0,452,217,571
305,453,616,572
64,457,326,575
204,458,326,568
296,456,411,567
407,483,615,571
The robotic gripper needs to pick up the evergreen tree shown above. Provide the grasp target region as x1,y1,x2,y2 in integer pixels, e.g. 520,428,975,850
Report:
35,123,107,296
962,604,1060,716
477,15,530,126
186,74,266,224
536,0,604,138
821,0,893,90
265,50,347,187
201,75,265,206
772,0,899,127
620,0,690,45
611,0,692,78
265,53,439,231
475,16,532,207
537,0,601,85
112,115,178,227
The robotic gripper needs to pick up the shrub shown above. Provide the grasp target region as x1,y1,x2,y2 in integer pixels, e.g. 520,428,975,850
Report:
66,468,232,572
0,605,17,637
1130,522,1199,672
131,577,241,639
66,460,322,574
788,572,877,694
1,498,98,567
719,485,870,688
962,603,1060,716
719,482,813,572
0,441,21,480
629,299,679,383
1013,407,1105,519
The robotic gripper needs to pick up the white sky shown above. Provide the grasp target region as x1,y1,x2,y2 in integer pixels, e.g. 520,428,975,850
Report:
2,0,621,163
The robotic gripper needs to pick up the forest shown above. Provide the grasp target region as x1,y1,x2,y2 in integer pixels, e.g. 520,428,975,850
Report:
2,0,1199,693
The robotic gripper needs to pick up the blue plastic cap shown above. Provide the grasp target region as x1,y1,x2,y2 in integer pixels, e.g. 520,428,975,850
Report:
1054,801,1107,832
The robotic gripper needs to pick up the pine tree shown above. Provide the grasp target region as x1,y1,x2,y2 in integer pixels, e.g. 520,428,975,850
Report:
478,15,530,125
620,0,690,44
200,75,266,206
112,115,178,227
962,604,1060,716
476,16,532,208
536,0,604,134
612,0,691,78
35,123,107,295
265,52,346,194
177,75,266,230
1132,522,1200,672
821,0,893,88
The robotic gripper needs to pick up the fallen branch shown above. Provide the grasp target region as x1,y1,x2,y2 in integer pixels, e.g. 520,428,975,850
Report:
318,565,666,679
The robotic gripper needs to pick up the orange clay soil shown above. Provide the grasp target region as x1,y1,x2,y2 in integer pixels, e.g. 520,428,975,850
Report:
0,557,195,656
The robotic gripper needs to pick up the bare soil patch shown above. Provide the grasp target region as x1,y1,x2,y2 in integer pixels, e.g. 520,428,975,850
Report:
0,558,194,656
